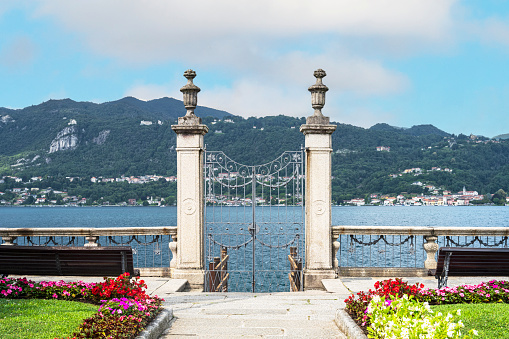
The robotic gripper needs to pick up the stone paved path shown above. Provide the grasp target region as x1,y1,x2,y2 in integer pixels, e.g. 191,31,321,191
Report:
160,291,347,338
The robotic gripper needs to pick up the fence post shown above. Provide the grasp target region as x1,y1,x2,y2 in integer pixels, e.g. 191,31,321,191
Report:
424,235,439,270
169,233,177,273
0,236,16,246
84,236,99,247
300,69,337,289
171,69,208,290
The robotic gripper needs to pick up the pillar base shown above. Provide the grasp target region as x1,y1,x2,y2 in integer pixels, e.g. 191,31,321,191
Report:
303,269,336,290
170,268,205,291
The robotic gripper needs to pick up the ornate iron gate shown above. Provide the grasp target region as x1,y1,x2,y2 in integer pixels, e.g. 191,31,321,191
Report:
204,148,305,292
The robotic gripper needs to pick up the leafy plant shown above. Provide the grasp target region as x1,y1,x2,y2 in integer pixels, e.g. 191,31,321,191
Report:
366,294,477,339
344,278,424,326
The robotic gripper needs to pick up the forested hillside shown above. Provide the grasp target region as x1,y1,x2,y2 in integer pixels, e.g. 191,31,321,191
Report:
1,97,509,203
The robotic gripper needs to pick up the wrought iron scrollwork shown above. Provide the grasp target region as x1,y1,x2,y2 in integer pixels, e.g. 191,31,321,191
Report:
205,150,303,189
208,233,254,250
255,234,300,249
108,235,160,246
26,236,76,246
349,235,415,247
445,236,508,248
347,235,414,254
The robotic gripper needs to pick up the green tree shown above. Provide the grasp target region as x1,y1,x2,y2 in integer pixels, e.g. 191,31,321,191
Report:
492,189,507,206
23,195,35,205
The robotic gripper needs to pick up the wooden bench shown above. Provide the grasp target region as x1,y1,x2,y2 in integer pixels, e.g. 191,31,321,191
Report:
0,246,138,277
432,247,509,289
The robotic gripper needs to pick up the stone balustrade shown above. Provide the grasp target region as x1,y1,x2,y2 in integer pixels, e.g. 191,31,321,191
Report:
0,226,177,276
331,225,509,277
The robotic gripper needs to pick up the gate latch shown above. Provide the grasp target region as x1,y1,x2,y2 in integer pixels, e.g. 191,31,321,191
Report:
248,223,259,234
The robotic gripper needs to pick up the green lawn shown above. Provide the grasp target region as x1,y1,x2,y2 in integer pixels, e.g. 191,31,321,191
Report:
0,299,98,339
432,303,509,339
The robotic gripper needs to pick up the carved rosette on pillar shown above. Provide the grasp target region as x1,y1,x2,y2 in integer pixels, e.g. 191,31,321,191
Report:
170,70,208,290
300,69,337,290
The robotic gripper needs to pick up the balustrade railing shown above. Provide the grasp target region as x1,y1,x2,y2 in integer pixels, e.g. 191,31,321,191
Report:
0,227,177,276
332,226,509,277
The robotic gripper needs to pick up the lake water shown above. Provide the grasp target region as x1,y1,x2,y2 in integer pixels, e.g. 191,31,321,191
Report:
2,205,507,292
0,205,507,228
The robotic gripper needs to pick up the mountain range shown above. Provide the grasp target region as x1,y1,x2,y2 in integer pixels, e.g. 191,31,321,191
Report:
1,97,508,201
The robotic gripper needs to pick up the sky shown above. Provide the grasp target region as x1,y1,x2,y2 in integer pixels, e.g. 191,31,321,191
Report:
1,1,509,138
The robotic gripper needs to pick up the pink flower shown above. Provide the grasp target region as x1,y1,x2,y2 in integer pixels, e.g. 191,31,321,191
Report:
52,294,58,298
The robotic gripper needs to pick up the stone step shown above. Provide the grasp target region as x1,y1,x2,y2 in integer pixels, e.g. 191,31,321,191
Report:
160,292,348,338
163,319,344,338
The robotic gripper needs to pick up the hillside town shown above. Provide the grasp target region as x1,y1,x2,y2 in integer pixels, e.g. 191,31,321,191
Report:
0,175,176,206
1,172,507,207
344,188,488,206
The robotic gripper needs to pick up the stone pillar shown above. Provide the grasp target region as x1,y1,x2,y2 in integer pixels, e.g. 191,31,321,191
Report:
300,69,337,289
171,70,208,290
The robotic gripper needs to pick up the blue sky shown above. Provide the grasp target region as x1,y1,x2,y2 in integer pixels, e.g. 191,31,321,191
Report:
1,1,509,137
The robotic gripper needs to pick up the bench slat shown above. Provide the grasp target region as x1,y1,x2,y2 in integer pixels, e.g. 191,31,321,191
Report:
434,247,509,288
0,246,136,277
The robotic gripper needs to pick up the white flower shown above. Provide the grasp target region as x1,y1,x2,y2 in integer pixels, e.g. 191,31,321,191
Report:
473,329,479,335
456,309,461,316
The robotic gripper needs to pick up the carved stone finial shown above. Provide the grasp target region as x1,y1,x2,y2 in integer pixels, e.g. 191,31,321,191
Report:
306,69,330,125
178,69,202,125
180,69,201,117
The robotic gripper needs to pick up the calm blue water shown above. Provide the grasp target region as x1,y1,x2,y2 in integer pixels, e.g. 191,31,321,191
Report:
332,205,509,228
1,205,507,228
1,205,507,292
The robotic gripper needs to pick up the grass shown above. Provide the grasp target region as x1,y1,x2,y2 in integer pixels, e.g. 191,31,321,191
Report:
0,299,98,339
432,303,509,339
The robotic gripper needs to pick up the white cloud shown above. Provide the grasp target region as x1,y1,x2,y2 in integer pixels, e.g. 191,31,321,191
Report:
31,0,456,64
0,36,38,70
470,17,509,47
126,54,408,118
0,1,27,16
18,1,460,124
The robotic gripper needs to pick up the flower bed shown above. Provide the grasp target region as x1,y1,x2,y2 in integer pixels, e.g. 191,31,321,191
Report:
344,278,509,338
344,278,424,331
0,273,163,339
366,294,477,339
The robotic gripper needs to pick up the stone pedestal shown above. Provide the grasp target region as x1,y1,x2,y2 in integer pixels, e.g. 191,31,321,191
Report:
301,123,337,289
171,123,208,290
169,69,209,290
